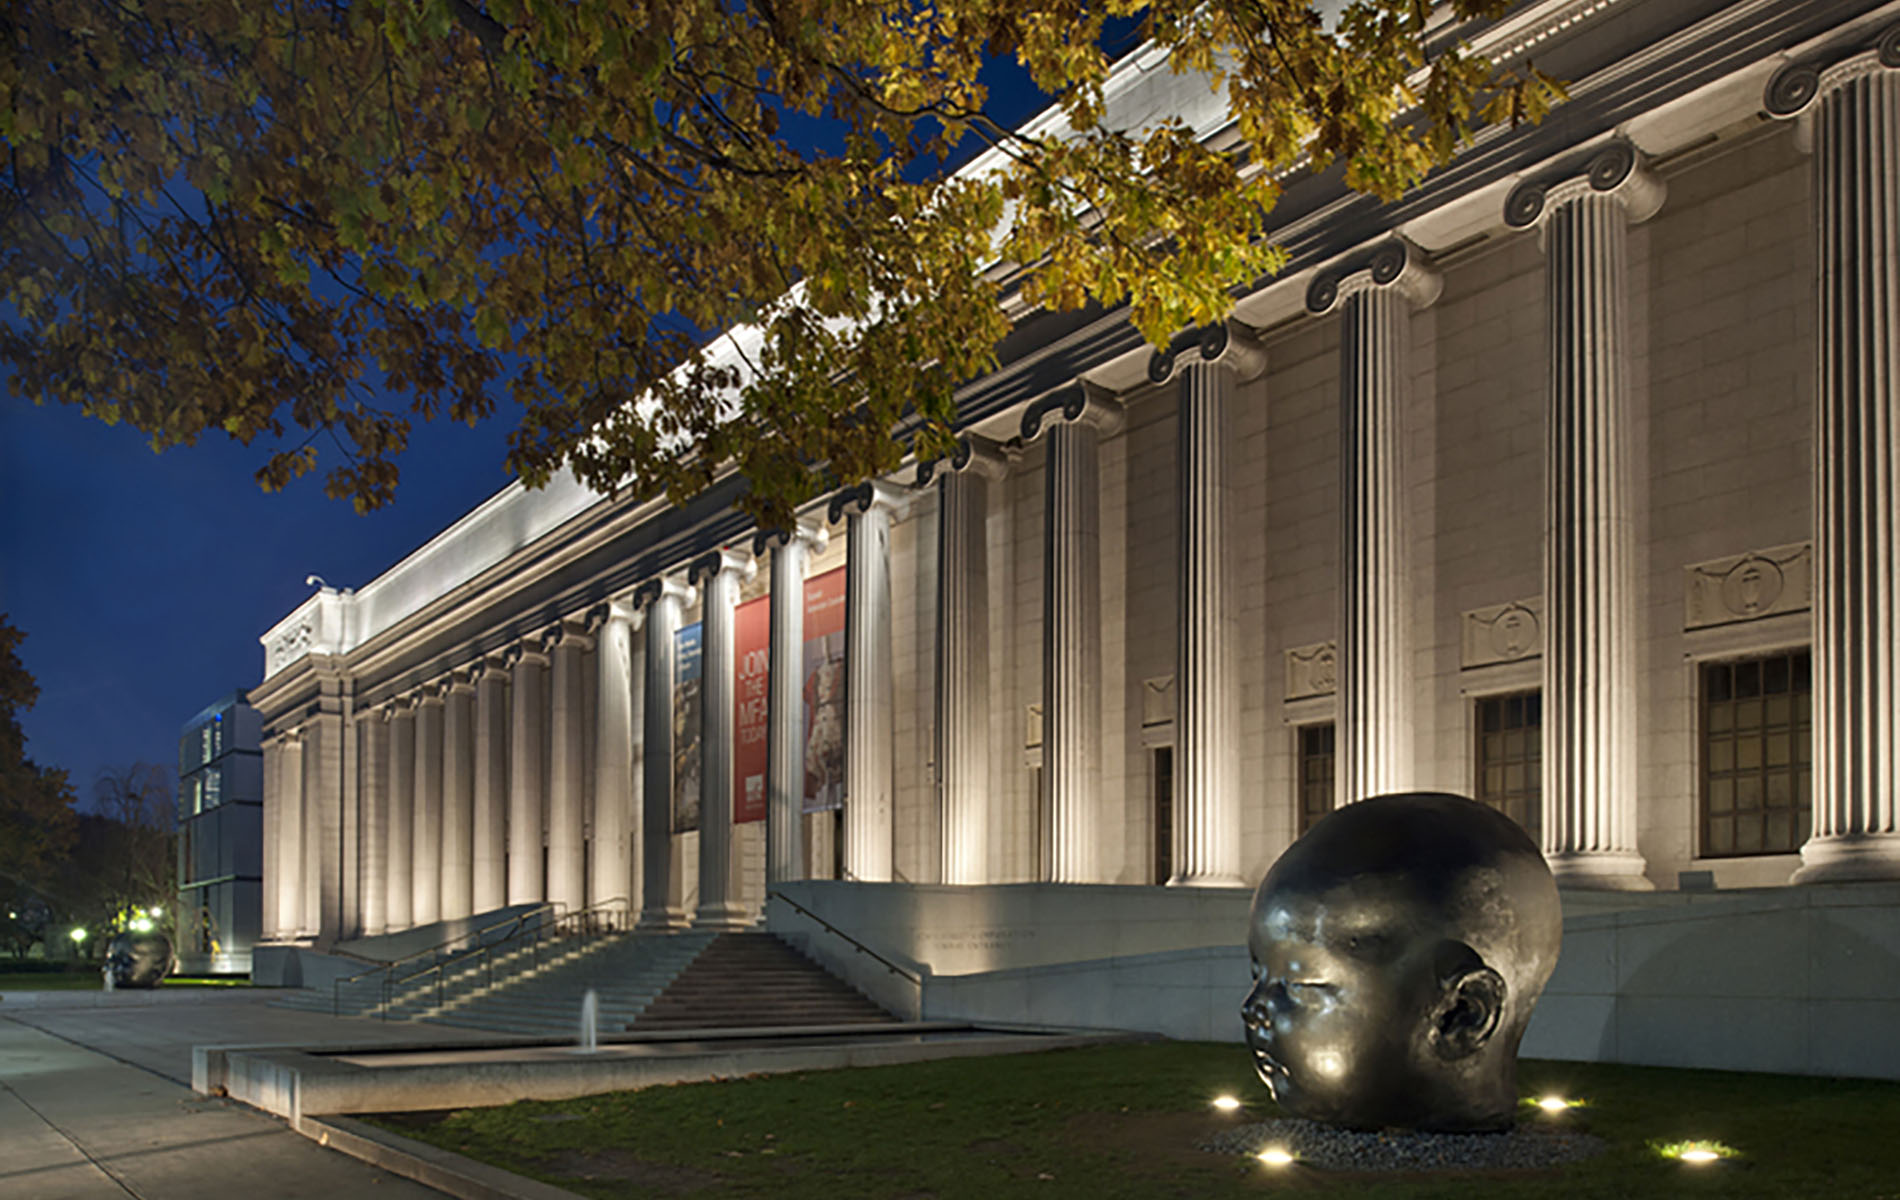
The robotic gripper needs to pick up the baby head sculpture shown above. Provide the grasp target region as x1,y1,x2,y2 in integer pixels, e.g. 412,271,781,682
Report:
1241,792,1561,1132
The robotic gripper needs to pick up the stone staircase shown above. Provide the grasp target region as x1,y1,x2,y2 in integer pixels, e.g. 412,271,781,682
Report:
630,932,897,1031
413,931,714,1035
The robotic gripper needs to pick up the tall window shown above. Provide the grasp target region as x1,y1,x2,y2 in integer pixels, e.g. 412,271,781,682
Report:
1702,649,1811,857
1475,691,1542,841
1297,723,1334,835
1152,746,1174,884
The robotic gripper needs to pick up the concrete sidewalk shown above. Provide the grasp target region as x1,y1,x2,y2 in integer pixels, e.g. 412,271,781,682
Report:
0,988,518,1085
0,1016,446,1199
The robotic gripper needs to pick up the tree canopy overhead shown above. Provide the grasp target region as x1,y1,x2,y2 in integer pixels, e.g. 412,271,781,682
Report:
2,1,1558,527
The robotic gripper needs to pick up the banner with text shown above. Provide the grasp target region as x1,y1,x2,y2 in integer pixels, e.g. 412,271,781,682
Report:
802,567,848,813
672,620,702,832
733,594,771,824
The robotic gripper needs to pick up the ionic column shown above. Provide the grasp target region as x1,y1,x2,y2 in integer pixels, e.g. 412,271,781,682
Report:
927,438,1005,885
472,662,510,913
300,719,328,937
1769,30,1900,882
546,624,591,914
260,734,280,939
831,481,905,882
386,699,415,929
1022,385,1124,883
591,600,640,921
505,643,548,905
1148,325,1265,884
440,672,476,922
759,518,829,887
1505,141,1663,889
636,575,694,930
359,709,389,935
411,684,444,924
275,731,304,937
692,548,759,929
1307,244,1441,807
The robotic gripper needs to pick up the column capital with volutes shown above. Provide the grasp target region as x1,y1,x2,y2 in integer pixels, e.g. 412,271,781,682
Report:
632,572,696,611
1304,237,1442,316
1020,381,1125,442
1504,139,1665,236
689,546,758,589
753,512,831,558
917,433,1009,487
1764,21,1900,119
1144,321,1267,388
826,478,912,525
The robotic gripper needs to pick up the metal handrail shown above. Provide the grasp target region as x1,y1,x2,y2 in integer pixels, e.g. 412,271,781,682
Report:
767,890,920,984
372,896,631,1020
331,902,562,1016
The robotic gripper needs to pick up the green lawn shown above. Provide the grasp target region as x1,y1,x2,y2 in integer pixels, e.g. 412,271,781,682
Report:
362,1042,1900,1198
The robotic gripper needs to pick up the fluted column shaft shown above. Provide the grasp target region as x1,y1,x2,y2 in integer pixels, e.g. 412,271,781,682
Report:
844,493,895,881
1043,410,1112,884
472,666,509,913
937,447,1001,885
260,737,280,939
276,733,304,937
440,676,476,921
592,604,638,920
1797,46,1900,881
637,578,691,929
411,689,444,924
505,648,547,905
386,703,415,929
300,720,325,936
360,712,389,935
1173,359,1243,883
547,629,589,914
695,550,758,928
766,523,825,885
1526,155,1659,889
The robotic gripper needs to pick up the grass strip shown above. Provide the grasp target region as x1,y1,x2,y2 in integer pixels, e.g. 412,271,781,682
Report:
360,1042,1900,1198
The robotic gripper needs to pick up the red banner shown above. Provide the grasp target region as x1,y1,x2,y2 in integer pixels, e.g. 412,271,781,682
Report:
733,594,771,824
802,567,848,812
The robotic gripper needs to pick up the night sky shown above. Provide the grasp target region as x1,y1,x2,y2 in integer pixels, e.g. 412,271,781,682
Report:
0,25,1140,811
1,396,516,808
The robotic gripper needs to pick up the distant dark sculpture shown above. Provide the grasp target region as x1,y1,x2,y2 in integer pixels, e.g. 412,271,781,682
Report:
104,930,175,989
1241,792,1561,1132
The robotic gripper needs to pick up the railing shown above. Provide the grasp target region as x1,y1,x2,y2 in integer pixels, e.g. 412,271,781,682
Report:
357,897,631,1021
331,902,561,1016
767,890,919,984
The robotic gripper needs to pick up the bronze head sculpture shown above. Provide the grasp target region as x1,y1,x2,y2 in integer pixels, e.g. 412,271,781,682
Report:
1242,792,1562,1132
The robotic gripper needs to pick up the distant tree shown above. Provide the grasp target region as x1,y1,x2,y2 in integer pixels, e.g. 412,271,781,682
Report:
0,1,1561,527
62,764,177,935
0,615,78,907
0,893,53,960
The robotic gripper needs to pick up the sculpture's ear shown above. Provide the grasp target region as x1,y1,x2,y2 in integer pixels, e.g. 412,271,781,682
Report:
1428,941,1506,1061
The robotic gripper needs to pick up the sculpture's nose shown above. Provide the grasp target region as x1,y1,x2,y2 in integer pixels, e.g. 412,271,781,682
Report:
1241,977,1274,1028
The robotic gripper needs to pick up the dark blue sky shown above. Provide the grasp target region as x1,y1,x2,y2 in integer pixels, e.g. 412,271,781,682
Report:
0,22,1141,809
1,398,516,805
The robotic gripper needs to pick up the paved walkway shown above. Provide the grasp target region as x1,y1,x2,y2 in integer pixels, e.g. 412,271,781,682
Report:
0,990,521,1200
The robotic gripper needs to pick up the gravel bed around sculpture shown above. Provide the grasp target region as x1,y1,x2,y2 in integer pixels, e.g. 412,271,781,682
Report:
1200,1119,1607,1172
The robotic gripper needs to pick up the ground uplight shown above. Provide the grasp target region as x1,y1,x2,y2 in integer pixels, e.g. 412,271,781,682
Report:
1538,1096,1570,1113
1212,1095,1241,1112
1256,1147,1295,1167
1656,1139,1738,1165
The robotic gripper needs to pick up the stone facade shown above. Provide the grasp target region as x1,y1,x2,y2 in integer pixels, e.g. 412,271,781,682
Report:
251,0,1900,947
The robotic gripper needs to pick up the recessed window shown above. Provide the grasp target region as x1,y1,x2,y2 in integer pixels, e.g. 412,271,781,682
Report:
1297,724,1334,835
1702,649,1811,857
1475,691,1542,841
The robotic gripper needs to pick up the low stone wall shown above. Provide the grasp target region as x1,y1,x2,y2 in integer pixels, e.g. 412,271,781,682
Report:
773,879,1900,1081
1523,881,1900,1079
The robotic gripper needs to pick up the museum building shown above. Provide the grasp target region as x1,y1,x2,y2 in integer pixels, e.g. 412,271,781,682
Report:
250,0,1899,1069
